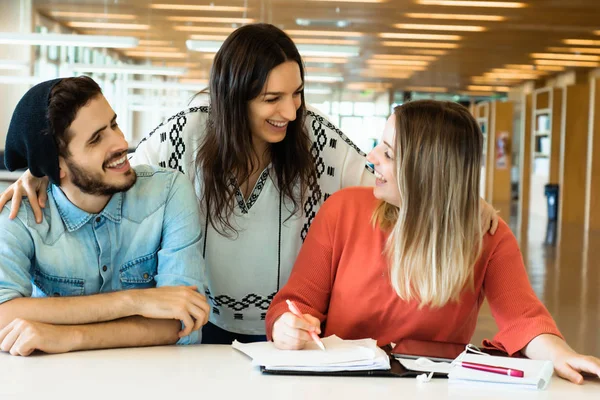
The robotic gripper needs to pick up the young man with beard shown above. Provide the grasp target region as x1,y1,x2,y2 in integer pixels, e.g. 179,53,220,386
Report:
0,77,209,356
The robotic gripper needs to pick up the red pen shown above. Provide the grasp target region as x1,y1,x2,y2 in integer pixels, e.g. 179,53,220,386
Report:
286,299,326,351
460,361,524,378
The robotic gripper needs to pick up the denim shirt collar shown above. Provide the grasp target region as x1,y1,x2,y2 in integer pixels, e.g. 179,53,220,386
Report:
51,185,123,232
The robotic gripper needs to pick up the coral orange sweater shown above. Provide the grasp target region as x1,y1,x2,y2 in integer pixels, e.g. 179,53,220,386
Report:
266,187,562,355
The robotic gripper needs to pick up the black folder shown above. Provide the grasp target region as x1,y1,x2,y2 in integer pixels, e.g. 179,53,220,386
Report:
260,344,449,378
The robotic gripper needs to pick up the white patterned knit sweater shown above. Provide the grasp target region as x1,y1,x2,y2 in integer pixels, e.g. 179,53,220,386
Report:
130,105,375,335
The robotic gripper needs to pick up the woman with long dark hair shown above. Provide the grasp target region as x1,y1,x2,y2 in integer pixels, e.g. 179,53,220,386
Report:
0,24,498,344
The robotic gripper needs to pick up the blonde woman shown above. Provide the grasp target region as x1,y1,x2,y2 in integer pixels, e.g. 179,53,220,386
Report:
266,100,600,384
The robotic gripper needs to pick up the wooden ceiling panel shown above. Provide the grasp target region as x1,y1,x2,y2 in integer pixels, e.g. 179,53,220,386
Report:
32,0,600,92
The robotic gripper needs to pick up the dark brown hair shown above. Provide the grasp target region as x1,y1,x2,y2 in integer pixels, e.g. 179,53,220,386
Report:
196,23,316,235
48,76,102,157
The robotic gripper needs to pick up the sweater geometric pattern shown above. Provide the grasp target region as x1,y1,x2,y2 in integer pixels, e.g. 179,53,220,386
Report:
131,105,374,333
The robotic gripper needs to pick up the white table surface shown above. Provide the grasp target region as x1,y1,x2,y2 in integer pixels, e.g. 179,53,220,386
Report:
0,345,598,400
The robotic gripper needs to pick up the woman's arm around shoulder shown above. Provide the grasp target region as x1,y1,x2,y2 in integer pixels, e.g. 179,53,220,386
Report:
303,106,375,190
130,106,209,179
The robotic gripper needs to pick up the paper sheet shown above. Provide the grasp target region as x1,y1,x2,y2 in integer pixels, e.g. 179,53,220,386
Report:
396,357,452,374
448,354,554,390
232,335,390,371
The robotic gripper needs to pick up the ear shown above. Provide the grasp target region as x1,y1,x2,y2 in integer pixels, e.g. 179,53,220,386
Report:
58,157,67,179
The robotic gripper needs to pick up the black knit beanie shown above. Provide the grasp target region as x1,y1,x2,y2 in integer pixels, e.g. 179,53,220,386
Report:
4,78,63,185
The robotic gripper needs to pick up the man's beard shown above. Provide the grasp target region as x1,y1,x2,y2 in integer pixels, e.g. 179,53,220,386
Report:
65,157,136,196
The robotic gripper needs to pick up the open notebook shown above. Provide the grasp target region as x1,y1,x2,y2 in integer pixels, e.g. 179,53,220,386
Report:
232,335,390,373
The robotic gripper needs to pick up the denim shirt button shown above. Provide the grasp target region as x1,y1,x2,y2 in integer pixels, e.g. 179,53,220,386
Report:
102,265,108,272
95,217,101,223
143,273,149,279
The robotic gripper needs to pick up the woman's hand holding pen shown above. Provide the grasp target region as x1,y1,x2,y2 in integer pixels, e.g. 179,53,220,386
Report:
272,311,321,350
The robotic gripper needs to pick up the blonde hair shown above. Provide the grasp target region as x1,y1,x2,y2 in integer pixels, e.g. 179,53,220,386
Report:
373,100,483,308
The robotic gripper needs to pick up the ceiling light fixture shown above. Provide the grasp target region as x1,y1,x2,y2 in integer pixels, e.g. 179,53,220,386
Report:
285,29,363,37
483,72,541,79
467,85,510,92
369,64,428,71
292,38,360,45
138,40,172,46
188,35,230,41
185,40,222,52
297,44,359,57
491,68,547,74
133,46,180,52
503,64,542,70
69,64,187,76
360,70,412,79
161,62,202,67
305,0,386,2
415,0,527,8
303,57,348,64
346,82,393,91
404,49,449,55
126,81,208,91
295,18,350,28
124,51,187,59
305,75,344,83
367,59,429,66
547,46,600,55
382,41,459,49
562,39,600,46
66,22,150,30
0,32,139,48
404,86,448,92
304,87,333,94
173,26,235,33
394,23,486,32
531,52,600,61
372,54,437,60
534,59,600,67
187,41,359,57
167,16,254,24
48,11,136,20
472,77,520,85
379,32,462,40
404,12,506,21
150,4,247,11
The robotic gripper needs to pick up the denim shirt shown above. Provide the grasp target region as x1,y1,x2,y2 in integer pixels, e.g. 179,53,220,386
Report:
0,165,205,344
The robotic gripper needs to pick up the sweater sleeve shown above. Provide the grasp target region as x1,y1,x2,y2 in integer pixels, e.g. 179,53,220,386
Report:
265,193,340,340
304,107,375,192
482,221,563,355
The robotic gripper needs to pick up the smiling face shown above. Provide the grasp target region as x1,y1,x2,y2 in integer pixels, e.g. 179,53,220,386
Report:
247,61,303,152
59,94,136,196
367,114,401,207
